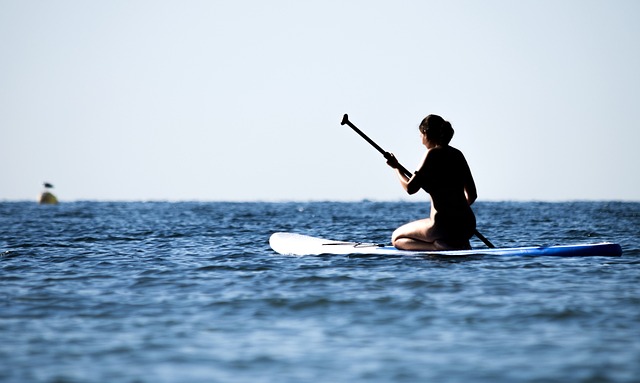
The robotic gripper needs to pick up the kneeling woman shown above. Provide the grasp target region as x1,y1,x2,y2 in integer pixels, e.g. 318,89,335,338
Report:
386,114,477,250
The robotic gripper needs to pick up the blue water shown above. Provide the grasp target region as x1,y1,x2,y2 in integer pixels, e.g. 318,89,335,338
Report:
1,201,639,383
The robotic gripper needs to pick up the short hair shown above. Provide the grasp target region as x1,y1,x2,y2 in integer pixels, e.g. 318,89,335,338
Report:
419,114,454,145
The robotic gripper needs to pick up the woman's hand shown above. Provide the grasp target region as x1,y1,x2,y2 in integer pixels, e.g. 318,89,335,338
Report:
385,152,399,169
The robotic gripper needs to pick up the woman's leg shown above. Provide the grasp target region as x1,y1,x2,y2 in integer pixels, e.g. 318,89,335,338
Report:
391,219,442,250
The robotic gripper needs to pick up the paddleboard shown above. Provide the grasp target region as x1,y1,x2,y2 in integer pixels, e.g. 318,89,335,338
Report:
269,232,622,257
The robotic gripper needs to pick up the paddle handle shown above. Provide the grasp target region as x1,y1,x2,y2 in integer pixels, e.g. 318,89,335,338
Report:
341,113,495,249
341,114,413,178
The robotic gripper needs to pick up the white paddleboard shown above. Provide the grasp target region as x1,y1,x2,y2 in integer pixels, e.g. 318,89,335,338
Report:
269,232,622,257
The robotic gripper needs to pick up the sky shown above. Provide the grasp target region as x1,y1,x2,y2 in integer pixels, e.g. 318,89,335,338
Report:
1,0,639,202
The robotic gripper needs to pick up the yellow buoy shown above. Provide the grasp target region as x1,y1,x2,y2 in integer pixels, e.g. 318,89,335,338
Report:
38,182,59,204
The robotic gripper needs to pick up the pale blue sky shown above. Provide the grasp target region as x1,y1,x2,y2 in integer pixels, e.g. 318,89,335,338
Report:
1,0,639,201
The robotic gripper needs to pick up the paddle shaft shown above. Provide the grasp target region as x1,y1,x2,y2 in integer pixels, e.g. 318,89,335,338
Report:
340,114,412,178
341,113,495,248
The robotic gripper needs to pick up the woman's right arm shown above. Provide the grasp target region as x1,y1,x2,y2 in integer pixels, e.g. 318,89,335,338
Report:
465,178,477,205
461,155,477,205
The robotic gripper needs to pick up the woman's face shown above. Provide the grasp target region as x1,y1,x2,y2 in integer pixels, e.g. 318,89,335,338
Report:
421,131,436,149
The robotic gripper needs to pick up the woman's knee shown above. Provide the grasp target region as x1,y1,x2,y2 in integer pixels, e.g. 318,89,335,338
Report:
392,219,430,243
391,227,403,243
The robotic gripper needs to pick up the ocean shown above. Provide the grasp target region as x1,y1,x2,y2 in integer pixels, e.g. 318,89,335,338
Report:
1,201,639,383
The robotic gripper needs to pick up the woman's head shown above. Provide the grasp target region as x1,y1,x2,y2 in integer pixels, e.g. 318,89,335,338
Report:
419,114,454,146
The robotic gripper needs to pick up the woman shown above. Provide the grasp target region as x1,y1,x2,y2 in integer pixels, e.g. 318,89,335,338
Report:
386,114,477,250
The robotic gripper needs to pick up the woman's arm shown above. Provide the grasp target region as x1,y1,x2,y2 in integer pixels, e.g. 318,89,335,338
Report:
464,178,477,205
461,155,477,205
387,152,424,195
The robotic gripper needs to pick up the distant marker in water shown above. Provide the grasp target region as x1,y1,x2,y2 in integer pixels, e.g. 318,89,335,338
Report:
38,182,58,204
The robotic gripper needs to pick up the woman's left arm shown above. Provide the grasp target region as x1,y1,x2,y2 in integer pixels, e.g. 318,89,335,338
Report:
387,153,422,195
404,152,430,195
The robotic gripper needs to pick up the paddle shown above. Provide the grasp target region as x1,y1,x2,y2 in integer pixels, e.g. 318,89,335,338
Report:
341,113,496,249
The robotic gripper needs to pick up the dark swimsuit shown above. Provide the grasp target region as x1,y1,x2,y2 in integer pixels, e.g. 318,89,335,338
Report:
414,146,476,246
